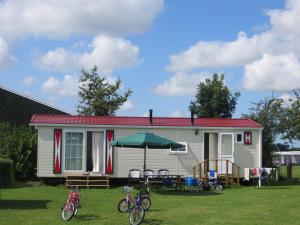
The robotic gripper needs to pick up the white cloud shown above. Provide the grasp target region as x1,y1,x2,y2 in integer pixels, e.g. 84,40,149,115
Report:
36,48,79,72
0,0,163,38
268,0,300,39
21,75,35,86
166,0,300,91
41,72,123,100
166,15,292,73
80,35,140,73
42,75,79,97
167,32,270,72
251,23,270,33
120,100,134,111
154,72,209,96
0,37,16,68
243,53,300,91
170,110,181,117
36,35,140,73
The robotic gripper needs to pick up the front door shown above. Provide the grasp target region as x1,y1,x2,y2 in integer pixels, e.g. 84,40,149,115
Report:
218,133,234,174
92,132,104,172
86,131,104,172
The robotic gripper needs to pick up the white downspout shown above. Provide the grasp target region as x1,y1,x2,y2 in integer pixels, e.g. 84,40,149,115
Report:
259,130,262,168
258,130,262,187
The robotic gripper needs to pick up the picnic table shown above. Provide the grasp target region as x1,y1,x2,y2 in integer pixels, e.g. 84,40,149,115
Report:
145,174,184,190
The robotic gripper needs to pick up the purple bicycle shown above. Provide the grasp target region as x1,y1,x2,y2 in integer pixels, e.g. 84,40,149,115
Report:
118,186,151,213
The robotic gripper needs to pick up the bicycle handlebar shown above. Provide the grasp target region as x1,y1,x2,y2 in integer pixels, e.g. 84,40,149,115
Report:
123,186,133,193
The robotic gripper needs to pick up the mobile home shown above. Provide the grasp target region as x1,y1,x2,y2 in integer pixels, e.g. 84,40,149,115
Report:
30,114,262,179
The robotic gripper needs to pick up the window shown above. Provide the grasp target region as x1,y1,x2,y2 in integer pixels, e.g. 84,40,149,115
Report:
64,132,84,171
284,155,292,165
221,134,233,155
169,142,188,154
272,155,281,165
236,133,243,144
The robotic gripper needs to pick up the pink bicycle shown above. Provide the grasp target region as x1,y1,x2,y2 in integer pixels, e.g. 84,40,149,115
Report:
61,186,80,221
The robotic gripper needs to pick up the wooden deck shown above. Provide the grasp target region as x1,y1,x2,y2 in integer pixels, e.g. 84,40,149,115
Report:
193,159,241,186
65,174,110,188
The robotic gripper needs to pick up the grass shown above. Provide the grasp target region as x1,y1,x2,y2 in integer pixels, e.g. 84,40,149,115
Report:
1,183,300,225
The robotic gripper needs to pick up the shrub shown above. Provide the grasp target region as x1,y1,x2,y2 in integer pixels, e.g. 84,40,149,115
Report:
0,158,14,187
1,124,37,180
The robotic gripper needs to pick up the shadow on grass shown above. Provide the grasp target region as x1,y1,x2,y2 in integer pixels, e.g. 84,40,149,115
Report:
153,190,223,196
0,181,45,190
0,199,51,209
74,214,101,221
143,218,164,225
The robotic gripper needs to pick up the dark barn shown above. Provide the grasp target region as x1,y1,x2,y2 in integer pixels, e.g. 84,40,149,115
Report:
0,86,70,126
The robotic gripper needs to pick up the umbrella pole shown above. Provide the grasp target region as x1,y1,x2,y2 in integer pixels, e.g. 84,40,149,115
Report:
144,146,147,173
143,146,147,183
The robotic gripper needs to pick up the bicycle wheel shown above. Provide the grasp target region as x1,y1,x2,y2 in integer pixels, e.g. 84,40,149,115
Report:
215,184,223,192
61,202,75,221
74,199,80,216
129,206,145,225
118,198,130,213
141,196,151,211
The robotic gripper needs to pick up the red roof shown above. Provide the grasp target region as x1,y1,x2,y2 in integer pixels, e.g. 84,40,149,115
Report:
30,114,262,128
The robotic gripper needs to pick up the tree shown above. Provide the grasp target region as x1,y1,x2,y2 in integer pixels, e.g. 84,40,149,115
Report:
0,123,37,179
189,74,240,118
243,97,285,166
77,66,132,116
282,91,300,141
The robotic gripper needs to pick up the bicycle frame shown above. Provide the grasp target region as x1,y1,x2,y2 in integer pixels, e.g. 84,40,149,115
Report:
123,186,136,205
65,187,80,209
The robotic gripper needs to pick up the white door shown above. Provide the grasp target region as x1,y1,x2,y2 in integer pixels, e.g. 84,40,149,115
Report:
218,133,234,174
92,132,104,172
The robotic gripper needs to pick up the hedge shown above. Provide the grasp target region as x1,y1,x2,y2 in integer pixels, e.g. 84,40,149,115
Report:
0,158,14,188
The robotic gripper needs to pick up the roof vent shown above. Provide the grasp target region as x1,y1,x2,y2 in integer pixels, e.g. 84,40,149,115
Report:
191,110,194,125
149,109,153,124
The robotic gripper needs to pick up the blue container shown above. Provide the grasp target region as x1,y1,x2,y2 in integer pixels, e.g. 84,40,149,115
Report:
192,178,198,186
185,177,194,186
208,169,216,178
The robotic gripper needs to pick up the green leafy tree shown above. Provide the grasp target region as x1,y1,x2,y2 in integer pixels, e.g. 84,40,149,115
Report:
282,91,300,141
189,74,240,118
243,97,285,166
77,66,132,116
0,124,37,179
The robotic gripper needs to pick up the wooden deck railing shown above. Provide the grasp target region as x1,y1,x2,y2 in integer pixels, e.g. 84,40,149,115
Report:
193,159,241,185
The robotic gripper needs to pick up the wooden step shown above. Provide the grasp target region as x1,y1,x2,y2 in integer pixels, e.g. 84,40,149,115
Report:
65,175,110,189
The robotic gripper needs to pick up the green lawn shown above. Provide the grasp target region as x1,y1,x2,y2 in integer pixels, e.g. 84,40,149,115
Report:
1,183,300,225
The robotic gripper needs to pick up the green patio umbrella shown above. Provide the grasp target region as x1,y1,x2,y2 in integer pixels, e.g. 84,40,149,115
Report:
110,132,183,173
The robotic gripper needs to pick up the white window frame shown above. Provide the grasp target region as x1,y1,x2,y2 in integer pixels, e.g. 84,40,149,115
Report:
62,129,86,173
169,142,188,154
235,132,244,144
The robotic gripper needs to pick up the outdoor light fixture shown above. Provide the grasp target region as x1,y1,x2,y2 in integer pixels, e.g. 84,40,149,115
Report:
194,129,199,136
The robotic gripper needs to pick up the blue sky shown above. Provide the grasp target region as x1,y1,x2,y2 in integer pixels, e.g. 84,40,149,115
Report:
0,0,299,119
